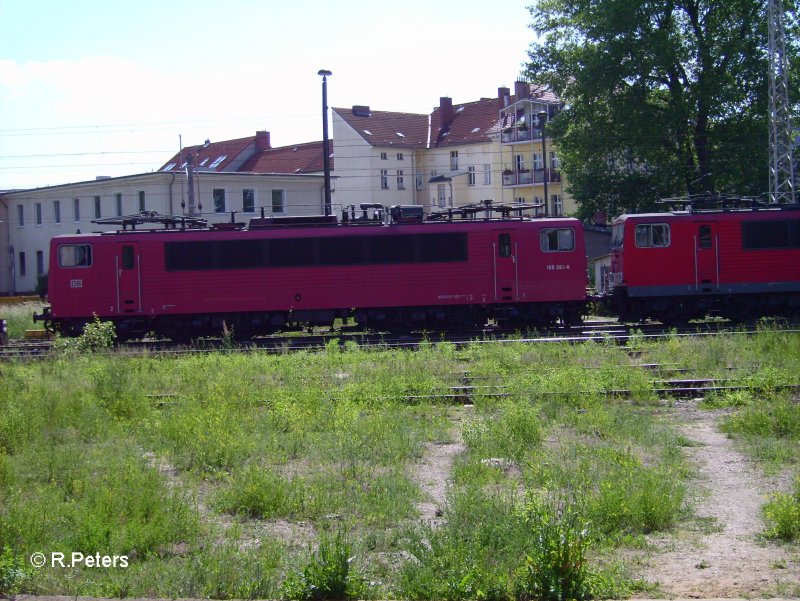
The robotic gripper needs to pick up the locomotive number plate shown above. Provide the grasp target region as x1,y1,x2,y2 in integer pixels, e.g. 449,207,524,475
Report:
546,264,571,271
70,279,83,288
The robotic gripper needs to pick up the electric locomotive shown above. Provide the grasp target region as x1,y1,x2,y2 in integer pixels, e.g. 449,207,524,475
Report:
35,203,589,340
603,199,800,323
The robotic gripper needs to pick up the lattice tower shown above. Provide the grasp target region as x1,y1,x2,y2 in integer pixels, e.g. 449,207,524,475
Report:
768,0,796,203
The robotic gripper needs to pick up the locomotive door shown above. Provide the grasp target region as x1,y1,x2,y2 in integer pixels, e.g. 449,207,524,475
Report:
694,223,719,293
494,230,518,301
116,243,142,314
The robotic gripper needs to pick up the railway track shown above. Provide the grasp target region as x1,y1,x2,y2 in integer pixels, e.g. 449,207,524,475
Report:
362,366,800,406
2,318,798,360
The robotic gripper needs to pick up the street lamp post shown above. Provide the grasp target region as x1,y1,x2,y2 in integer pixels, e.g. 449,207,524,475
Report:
537,111,549,216
318,69,333,216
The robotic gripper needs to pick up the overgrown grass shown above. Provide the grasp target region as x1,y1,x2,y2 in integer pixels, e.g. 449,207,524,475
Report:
1,331,798,597
0,300,45,338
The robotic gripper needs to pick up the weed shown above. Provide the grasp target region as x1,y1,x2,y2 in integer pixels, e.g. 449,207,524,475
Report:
0,545,28,596
282,529,366,601
762,476,800,541
516,496,593,601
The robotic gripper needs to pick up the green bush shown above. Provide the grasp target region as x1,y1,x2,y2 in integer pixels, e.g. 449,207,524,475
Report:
55,314,116,352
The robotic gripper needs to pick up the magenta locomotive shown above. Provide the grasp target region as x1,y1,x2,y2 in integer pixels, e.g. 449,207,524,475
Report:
36,205,588,340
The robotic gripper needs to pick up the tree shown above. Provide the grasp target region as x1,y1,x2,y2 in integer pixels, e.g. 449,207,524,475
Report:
524,0,799,219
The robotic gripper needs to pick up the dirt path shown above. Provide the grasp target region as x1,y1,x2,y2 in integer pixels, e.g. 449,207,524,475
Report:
410,408,468,527
637,408,800,598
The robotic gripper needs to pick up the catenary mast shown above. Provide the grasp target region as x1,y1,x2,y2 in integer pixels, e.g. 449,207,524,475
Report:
768,0,796,203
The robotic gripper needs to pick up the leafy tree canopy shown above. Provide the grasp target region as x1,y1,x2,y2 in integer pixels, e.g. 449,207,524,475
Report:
524,0,799,219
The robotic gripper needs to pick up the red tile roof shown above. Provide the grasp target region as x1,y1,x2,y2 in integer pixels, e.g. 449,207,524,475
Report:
431,98,501,147
239,141,330,174
333,107,430,149
159,135,330,175
160,136,254,172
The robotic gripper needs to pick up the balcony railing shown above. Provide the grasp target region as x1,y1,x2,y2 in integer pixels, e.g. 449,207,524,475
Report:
502,168,561,187
500,127,545,144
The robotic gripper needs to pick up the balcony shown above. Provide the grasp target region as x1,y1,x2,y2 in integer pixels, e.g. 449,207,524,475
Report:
502,168,561,187
500,126,544,144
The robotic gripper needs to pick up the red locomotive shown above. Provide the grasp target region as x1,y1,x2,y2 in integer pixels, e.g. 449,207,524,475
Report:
603,200,800,323
35,204,588,340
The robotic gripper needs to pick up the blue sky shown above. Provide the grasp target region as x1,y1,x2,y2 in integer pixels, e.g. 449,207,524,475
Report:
0,0,536,189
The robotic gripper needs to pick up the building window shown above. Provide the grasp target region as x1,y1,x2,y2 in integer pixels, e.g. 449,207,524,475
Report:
213,188,226,213
381,152,388,160
17,204,24,226
468,166,476,186
53,200,61,224
271,189,285,213
35,203,42,225
115,193,123,217
533,152,543,170
73,198,80,222
138,191,146,212
635,223,671,248
380,169,389,189
416,171,424,191
552,195,563,216
36,250,44,276
450,151,459,171
483,164,492,185
397,170,405,190
550,151,559,169
437,184,447,208
242,189,255,213
19,252,26,276
516,154,525,172
397,153,404,160
94,196,101,219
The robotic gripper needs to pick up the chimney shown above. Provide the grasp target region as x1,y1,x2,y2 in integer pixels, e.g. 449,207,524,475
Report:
514,80,531,101
498,86,511,109
439,97,454,130
255,130,271,152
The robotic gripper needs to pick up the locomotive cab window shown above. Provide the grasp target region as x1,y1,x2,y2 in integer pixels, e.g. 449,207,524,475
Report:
634,223,670,248
540,228,575,252
58,244,92,268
